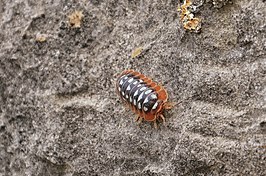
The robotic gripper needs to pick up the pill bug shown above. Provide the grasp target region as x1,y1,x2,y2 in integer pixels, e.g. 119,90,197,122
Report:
116,70,173,127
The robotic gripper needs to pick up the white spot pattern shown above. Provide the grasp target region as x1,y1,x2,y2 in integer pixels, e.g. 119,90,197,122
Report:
126,84,131,91
138,102,142,109
128,78,134,83
119,76,128,85
140,87,147,91
150,94,157,99
145,89,152,95
143,97,149,104
137,91,145,101
152,102,158,110
133,90,139,97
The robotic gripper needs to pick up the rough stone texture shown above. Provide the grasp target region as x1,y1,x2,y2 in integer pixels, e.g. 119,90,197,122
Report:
0,0,265,175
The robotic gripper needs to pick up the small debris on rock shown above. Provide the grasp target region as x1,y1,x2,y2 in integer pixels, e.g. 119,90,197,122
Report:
36,33,47,42
68,10,84,28
131,47,143,58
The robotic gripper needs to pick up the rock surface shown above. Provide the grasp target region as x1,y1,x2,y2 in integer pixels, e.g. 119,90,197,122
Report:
0,0,265,175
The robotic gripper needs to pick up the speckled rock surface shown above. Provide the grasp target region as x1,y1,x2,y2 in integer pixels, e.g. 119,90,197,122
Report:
0,0,265,175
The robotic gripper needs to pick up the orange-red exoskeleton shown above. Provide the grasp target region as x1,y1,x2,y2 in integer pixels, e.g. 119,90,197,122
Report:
116,70,173,128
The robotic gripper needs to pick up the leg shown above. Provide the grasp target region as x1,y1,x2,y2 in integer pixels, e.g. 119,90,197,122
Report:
153,120,158,129
135,116,143,125
159,114,166,124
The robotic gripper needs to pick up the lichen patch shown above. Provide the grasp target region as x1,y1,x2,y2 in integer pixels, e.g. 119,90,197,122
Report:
178,0,201,32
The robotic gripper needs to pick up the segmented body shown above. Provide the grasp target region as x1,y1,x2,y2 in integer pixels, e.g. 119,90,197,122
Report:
116,70,170,125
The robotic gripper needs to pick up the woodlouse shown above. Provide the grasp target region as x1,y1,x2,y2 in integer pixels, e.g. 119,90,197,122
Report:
116,70,173,127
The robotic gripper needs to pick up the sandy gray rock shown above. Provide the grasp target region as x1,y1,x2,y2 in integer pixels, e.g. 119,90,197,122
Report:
0,0,265,175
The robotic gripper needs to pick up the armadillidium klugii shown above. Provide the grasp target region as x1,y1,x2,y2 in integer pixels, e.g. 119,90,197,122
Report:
116,70,173,127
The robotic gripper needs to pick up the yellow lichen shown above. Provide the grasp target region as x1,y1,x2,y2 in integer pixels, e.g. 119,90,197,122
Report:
184,18,201,30
131,47,143,59
178,0,201,32
68,11,84,28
